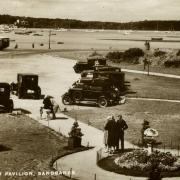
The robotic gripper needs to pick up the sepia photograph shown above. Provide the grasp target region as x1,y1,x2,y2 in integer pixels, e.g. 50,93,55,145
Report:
0,0,180,179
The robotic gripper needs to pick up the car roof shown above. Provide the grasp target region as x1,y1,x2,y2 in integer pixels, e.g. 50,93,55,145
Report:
87,56,106,60
18,73,38,76
0,37,9,39
0,82,10,87
94,71,124,75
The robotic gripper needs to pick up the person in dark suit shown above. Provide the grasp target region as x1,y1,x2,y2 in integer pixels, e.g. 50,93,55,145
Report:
115,115,128,152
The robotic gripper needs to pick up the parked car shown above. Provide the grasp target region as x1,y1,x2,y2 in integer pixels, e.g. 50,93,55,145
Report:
0,83,14,112
62,71,123,108
81,70,127,92
0,37,10,50
73,55,107,73
11,73,41,99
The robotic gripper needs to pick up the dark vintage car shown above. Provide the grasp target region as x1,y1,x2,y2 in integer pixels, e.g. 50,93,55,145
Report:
62,86,120,108
62,71,123,108
73,55,107,73
11,73,41,99
0,37,10,50
80,70,126,92
0,83,14,112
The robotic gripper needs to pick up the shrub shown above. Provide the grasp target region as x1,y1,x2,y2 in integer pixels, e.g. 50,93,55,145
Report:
164,60,180,67
154,50,166,57
176,50,180,56
106,51,123,60
123,48,144,59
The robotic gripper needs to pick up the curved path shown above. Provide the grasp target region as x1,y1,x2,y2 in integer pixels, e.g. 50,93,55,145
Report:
127,97,180,103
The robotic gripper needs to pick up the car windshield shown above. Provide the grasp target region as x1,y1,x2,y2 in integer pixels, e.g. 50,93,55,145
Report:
0,87,5,95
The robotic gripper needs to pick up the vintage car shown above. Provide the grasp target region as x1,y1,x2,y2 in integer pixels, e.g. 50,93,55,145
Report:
62,86,120,108
62,70,124,108
0,37,10,50
80,70,127,92
11,73,41,99
0,83,14,112
73,55,107,73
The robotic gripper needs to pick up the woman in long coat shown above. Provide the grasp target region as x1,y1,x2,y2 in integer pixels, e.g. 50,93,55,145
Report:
105,116,116,152
103,116,111,152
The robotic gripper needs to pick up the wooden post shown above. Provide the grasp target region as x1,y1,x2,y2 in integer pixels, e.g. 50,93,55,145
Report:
94,173,96,180
69,168,72,179
48,30,51,49
147,60,150,76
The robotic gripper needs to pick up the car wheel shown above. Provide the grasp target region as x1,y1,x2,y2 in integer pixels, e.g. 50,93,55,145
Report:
97,96,108,108
72,91,82,101
62,94,72,105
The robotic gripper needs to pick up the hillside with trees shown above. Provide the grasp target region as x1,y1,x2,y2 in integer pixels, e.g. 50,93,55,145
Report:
0,14,180,31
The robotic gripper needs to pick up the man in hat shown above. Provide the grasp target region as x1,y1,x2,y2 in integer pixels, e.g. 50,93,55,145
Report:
43,95,59,119
115,115,128,152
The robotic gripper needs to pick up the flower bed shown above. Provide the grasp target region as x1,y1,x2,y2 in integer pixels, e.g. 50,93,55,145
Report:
98,149,180,177
115,149,180,172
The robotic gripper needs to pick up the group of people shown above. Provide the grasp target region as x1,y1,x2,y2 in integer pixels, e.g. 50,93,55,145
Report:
104,114,128,153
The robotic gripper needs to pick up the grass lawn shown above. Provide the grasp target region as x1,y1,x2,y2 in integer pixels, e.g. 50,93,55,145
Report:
64,99,180,149
50,50,180,76
125,72,180,100
0,113,87,180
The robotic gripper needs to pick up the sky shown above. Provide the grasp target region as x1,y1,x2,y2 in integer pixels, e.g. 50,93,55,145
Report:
0,0,180,22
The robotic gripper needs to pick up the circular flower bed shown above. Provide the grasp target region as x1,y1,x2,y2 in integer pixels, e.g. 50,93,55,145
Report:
115,149,180,172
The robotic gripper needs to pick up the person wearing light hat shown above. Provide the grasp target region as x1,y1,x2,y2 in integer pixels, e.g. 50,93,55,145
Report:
104,115,116,153
103,115,112,152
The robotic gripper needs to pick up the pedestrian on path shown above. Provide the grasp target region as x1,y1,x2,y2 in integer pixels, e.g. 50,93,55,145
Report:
104,115,116,153
143,57,148,70
103,116,111,152
115,115,128,152
43,95,60,119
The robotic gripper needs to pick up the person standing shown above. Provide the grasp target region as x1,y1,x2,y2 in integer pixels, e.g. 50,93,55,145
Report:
115,115,128,152
103,116,111,152
143,57,148,70
105,115,116,153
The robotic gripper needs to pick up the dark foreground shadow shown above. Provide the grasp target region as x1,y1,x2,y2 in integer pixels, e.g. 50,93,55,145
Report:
0,144,12,152
13,108,31,114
